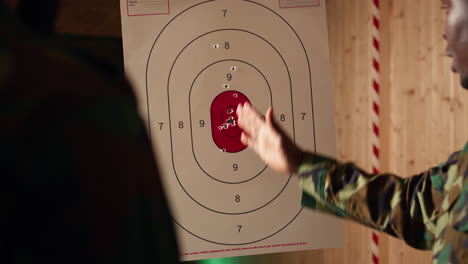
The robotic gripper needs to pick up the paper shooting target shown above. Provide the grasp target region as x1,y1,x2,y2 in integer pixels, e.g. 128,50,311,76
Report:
121,0,342,260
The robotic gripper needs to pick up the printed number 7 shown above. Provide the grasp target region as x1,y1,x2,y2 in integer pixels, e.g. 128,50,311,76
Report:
222,10,227,17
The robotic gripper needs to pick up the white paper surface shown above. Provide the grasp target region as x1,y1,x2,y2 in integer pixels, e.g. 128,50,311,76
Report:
120,0,342,260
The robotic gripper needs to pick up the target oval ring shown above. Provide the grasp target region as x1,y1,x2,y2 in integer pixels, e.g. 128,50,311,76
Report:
166,28,292,185
166,29,294,214
189,59,272,184
167,31,292,214
146,0,316,245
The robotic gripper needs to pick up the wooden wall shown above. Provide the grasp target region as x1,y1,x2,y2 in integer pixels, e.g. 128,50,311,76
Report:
55,0,468,263
379,1,468,263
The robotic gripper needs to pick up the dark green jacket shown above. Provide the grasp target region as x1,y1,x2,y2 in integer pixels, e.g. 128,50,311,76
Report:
0,4,179,263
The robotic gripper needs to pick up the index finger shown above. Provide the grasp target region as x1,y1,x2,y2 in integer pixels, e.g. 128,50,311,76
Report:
236,103,264,139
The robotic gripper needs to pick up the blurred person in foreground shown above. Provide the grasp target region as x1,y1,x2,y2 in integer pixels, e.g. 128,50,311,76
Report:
0,0,179,263
237,0,468,262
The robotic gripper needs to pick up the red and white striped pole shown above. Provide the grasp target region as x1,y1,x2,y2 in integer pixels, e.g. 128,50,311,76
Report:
371,0,380,264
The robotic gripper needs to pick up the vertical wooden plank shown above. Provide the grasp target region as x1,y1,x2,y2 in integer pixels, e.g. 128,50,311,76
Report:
383,0,434,262
378,0,392,262
326,0,374,263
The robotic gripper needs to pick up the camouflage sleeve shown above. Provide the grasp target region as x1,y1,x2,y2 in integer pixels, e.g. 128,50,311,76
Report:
297,152,461,250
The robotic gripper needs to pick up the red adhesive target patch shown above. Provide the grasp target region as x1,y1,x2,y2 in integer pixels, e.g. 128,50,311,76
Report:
211,90,250,152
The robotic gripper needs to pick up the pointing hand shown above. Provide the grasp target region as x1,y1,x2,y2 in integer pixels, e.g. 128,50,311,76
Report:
236,103,303,175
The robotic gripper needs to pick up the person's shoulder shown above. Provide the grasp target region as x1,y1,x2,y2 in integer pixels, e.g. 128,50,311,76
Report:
459,142,468,169
445,142,468,163
461,142,468,157
456,142,468,183
6,33,134,103
1,5,133,102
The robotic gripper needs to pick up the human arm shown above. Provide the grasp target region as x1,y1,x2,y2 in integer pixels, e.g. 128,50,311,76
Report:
236,103,457,250
296,151,459,250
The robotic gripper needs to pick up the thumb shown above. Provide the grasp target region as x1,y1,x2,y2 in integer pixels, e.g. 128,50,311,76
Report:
265,107,279,130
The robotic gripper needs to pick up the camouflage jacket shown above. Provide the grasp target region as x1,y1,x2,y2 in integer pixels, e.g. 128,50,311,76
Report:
299,143,468,263
0,4,179,264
